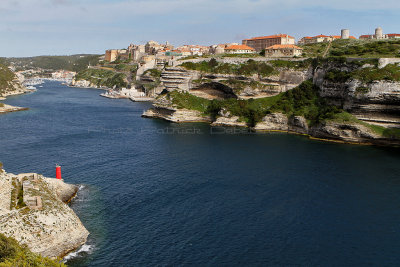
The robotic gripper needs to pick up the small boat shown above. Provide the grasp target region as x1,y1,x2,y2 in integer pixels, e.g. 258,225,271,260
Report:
26,86,36,90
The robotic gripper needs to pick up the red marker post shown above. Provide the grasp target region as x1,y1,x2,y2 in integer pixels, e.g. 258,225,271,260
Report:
56,165,62,180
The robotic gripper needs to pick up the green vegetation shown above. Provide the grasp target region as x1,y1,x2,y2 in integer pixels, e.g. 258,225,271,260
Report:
181,59,276,77
113,63,138,73
322,63,400,84
324,70,352,83
8,54,101,72
269,59,312,70
165,80,343,126
352,64,400,83
75,68,127,88
301,39,400,58
144,69,162,79
0,63,16,96
221,53,261,58
0,233,65,267
301,42,330,58
218,79,277,94
167,90,210,113
330,39,400,58
269,80,341,125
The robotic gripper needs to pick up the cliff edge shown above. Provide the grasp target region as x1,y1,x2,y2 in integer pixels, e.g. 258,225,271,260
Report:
0,169,89,258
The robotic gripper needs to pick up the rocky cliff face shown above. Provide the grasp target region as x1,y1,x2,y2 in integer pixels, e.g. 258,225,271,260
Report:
0,170,89,258
159,64,312,99
313,61,400,127
254,113,399,145
160,67,200,92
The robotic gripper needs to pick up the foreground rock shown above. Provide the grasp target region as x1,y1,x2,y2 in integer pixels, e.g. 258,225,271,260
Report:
0,170,89,258
0,104,29,114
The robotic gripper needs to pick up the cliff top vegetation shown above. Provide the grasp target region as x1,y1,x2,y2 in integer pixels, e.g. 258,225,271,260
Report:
302,39,400,58
0,63,16,96
0,233,65,267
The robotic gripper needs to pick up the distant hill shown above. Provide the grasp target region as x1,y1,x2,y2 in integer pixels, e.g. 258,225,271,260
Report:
7,54,102,72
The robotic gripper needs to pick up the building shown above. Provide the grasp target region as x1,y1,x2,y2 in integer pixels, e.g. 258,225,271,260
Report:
145,41,174,55
225,44,256,54
388,34,400,39
298,34,357,45
52,70,76,80
105,49,119,62
242,34,295,52
264,44,303,58
359,27,400,40
174,45,210,56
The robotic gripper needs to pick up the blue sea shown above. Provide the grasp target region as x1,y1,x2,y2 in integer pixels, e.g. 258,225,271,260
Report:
1,81,400,266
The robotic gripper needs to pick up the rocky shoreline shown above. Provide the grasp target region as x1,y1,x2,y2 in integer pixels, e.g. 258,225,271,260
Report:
0,103,29,114
143,106,400,146
0,169,89,259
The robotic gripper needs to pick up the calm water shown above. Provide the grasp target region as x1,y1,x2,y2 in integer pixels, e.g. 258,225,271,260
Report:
1,82,400,266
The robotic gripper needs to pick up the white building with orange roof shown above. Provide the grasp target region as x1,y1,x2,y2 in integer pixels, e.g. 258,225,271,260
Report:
299,34,357,44
242,34,295,52
225,44,256,54
265,44,303,58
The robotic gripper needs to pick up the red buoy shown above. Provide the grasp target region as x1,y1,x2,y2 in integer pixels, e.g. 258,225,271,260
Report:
56,165,62,180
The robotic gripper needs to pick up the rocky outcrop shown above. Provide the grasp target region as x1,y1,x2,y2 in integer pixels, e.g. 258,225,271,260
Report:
160,64,312,99
70,79,104,89
0,64,30,99
314,65,400,127
0,171,89,258
253,113,399,145
211,109,246,127
0,104,29,114
160,67,200,92
253,113,289,131
309,121,381,143
143,107,211,123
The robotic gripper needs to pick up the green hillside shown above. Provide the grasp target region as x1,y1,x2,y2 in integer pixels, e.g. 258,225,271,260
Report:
301,39,400,58
8,54,101,72
0,63,17,96
0,233,65,267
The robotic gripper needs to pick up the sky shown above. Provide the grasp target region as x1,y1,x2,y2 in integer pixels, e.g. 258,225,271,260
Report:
1,0,400,57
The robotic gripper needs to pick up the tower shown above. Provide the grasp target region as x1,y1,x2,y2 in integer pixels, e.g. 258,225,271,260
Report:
341,29,350,39
375,27,383,39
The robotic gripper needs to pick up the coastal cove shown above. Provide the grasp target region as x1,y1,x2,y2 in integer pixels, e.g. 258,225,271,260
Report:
1,82,400,266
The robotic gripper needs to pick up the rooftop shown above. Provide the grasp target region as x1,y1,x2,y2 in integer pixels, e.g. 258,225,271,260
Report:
266,44,303,50
225,44,255,50
244,34,295,41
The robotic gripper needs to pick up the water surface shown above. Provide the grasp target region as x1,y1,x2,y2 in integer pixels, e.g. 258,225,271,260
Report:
1,82,400,266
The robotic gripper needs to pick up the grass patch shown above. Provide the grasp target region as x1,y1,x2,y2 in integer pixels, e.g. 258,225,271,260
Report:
75,68,128,88
330,39,400,58
269,59,312,70
180,59,276,77
352,64,400,83
168,90,210,113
